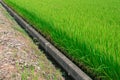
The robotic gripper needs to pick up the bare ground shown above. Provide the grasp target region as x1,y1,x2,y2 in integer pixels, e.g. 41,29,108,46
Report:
0,4,64,80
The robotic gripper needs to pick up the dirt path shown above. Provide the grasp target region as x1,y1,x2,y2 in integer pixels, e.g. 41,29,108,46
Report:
0,4,64,80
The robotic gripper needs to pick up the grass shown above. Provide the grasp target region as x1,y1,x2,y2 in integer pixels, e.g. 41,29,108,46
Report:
21,66,38,80
3,0,120,79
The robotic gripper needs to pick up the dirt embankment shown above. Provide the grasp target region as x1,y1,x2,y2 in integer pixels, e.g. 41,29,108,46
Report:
0,4,64,80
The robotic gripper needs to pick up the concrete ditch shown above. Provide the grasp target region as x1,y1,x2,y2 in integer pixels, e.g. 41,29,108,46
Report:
0,1,92,80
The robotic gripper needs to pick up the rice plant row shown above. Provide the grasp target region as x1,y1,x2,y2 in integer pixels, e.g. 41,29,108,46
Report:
4,0,120,79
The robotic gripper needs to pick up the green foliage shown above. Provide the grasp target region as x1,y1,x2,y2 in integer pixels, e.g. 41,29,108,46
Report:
4,0,120,79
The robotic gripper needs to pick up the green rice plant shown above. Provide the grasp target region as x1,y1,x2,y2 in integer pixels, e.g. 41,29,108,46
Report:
4,0,120,79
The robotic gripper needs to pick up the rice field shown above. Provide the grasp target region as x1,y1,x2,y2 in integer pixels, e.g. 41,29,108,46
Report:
3,0,120,79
